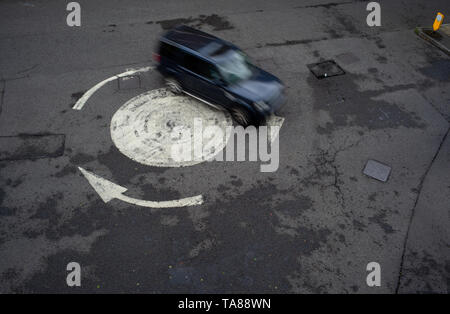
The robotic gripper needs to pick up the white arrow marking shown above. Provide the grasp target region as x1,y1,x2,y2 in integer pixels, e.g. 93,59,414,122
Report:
72,66,153,110
266,114,285,143
78,167,203,208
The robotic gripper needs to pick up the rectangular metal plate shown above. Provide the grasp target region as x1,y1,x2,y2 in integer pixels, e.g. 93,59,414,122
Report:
308,60,345,79
363,159,391,182
0,134,65,161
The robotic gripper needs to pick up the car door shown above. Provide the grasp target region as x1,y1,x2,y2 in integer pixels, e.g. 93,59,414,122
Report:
181,54,230,107
159,43,184,78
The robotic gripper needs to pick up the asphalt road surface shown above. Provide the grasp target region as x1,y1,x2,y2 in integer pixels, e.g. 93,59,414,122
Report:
0,0,449,293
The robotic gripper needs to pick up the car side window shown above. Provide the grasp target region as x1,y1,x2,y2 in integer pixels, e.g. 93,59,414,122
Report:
209,66,221,80
183,54,216,81
182,53,196,72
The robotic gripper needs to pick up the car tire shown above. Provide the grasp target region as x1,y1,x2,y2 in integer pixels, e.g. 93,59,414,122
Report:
229,106,257,127
165,77,182,94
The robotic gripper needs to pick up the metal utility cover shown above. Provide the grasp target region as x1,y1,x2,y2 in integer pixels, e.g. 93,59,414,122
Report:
363,159,391,182
308,60,345,79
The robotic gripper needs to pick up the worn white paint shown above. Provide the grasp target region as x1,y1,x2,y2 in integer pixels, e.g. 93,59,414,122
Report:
265,114,285,143
78,167,203,208
72,66,153,110
73,69,285,208
110,88,233,167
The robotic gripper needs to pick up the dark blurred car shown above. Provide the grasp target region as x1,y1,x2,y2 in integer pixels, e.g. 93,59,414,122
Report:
154,25,285,126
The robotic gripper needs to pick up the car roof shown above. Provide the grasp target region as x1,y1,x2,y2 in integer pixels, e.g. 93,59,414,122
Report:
161,25,235,59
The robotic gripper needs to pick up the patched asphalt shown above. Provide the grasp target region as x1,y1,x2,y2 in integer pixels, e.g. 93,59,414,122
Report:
0,0,449,293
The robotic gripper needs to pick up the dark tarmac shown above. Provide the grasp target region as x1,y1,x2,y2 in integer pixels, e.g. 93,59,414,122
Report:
0,0,449,293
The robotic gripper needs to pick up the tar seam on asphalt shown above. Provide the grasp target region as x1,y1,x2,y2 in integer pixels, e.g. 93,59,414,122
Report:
0,79,5,117
16,64,39,75
294,1,355,9
395,126,450,293
0,133,66,161
0,75,32,117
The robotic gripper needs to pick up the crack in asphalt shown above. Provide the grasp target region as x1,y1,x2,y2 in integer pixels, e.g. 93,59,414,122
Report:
294,0,368,10
0,74,33,118
420,90,450,124
302,137,363,209
328,138,364,208
395,126,450,293
16,64,39,75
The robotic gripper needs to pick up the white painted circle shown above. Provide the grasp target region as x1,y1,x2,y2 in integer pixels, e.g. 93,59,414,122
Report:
110,88,232,167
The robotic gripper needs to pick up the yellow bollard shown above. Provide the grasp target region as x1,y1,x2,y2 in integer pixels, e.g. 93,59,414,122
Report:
433,12,444,32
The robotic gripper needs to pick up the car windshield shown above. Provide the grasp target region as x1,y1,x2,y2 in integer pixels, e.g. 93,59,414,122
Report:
214,50,254,85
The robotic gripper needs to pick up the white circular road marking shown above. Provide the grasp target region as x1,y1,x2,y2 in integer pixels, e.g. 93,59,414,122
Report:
110,88,233,167
72,67,240,208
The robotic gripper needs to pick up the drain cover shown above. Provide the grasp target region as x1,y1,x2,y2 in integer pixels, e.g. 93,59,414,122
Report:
308,60,345,79
363,159,391,182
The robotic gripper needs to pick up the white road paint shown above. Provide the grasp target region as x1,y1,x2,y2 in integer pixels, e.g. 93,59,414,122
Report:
78,167,204,208
72,66,153,110
265,115,285,143
110,88,233,167
73,67,284,208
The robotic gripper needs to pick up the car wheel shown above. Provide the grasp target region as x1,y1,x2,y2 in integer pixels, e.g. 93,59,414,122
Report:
165,77,182,94
229,106,254,127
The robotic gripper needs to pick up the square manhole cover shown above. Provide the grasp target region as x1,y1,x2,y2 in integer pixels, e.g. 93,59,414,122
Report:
363,159,391,182
308,60,345,79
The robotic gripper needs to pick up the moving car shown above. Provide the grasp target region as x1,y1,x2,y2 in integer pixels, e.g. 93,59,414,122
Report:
154,25,285,126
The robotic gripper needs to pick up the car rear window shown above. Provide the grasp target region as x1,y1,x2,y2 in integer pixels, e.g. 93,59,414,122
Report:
160,42,180,61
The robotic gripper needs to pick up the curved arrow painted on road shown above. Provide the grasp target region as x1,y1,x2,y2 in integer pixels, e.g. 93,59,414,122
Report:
78,167,204,208
72,66,153,110
72,66,284,208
